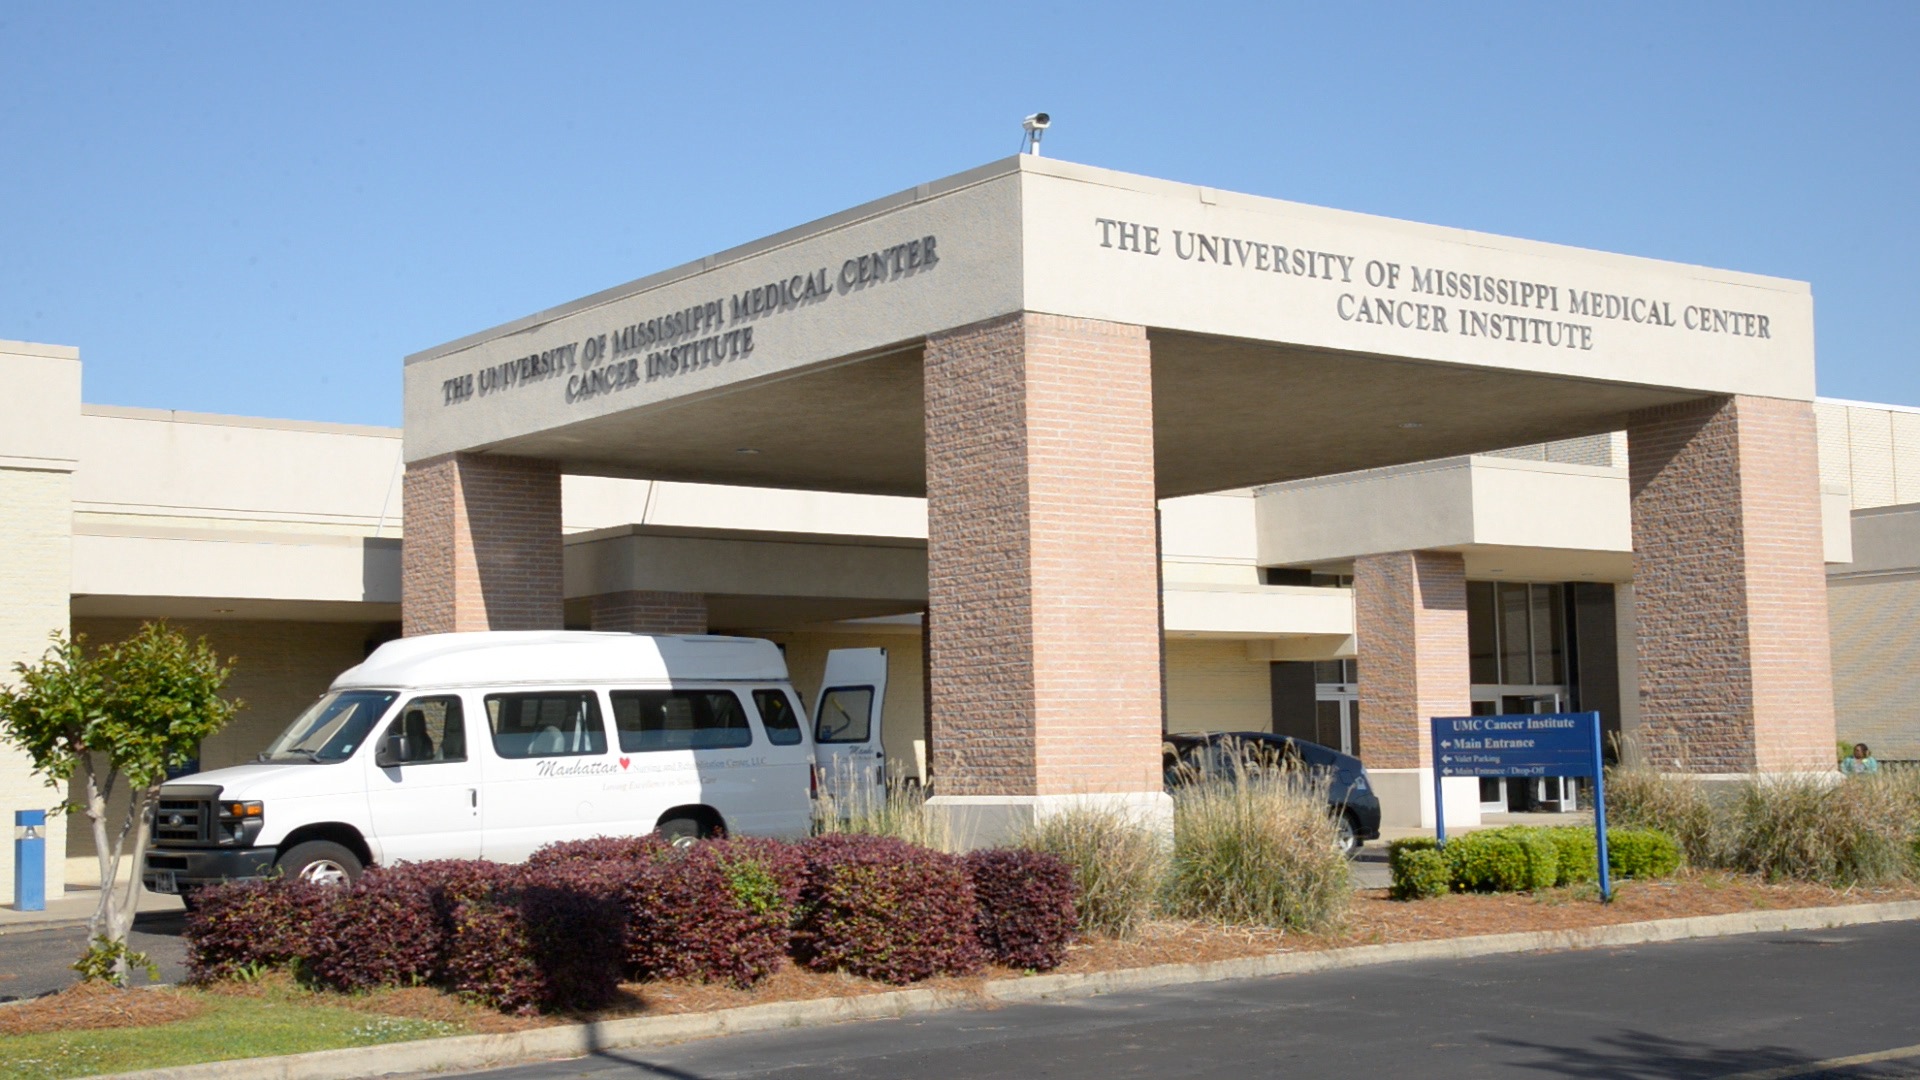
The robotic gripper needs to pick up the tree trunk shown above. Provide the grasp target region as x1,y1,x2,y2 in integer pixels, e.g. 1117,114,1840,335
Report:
79,756,115,945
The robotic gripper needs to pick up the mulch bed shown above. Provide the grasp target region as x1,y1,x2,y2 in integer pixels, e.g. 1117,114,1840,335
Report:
6,871,1916,1038
0,983,204,1035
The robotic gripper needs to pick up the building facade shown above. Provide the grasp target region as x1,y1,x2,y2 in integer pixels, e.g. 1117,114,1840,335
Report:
2,156,1910,901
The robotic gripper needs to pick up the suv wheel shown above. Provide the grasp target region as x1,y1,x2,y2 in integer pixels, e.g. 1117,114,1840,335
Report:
1334,812,1361,858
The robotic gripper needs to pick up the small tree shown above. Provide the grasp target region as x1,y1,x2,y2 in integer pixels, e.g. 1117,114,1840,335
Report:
0,624,238,983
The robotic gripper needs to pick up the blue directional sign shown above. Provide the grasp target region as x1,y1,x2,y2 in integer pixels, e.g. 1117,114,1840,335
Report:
1431,713,1602,779
1429,711,1613,901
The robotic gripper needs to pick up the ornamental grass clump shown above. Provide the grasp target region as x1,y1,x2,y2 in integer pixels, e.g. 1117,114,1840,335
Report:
1164,761,1350,932
810,769,952,851
1603,741,1721,866
1723,771,1919,886
1019,804,1166,940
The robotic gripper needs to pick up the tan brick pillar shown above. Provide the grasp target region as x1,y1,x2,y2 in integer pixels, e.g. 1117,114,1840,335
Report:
588,590,707,635
922,314,1164,817
401,453,563,635
1354,550,1469,828
1627,395,1835,773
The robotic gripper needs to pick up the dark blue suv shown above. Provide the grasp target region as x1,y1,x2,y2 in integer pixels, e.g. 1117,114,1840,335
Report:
1163,731,1383,856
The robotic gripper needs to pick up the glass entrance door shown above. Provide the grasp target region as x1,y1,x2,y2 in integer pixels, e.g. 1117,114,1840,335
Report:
1313,689,1357,757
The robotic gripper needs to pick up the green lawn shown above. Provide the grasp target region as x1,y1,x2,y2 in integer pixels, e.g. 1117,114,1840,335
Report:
2,994,462,1080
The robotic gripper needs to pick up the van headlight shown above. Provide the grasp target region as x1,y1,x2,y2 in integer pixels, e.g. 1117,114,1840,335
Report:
217,800,265,845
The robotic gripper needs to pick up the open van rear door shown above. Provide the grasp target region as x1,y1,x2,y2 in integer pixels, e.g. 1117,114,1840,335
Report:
813,648,887,808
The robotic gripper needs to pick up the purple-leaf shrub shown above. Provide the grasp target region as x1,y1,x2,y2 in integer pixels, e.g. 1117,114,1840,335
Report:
965,848,1079,971
791,833,983,984
183,877,335,982
306,867,441,991
444,863,626,1015
526,834,671,868
619,836,804,987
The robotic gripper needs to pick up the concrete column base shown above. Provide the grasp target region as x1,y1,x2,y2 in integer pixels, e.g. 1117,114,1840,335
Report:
925,791,1173,852
1370,769,1484,830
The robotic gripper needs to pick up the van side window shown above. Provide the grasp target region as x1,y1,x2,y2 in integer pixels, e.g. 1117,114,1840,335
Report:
752,689,804,746
815,687,873,744
486,692,607,759
382,696,466,764
610,690,753,752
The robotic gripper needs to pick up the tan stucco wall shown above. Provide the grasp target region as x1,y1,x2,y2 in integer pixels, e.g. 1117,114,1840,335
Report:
0,340,78,904
1163,639,1273,735
1814,400,1920,510
1829,575,1920,761
0,468,74,902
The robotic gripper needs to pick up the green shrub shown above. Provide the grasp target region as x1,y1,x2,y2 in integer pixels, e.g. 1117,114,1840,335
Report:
1446,828,1558,893
1606,827,1682,879
1543,826,1599,885
1386,838,1449,900
1165,768,1349,932
1020,805,1165,940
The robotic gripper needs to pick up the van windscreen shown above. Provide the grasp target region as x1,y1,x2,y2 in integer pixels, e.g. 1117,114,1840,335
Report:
611,690,753,752
261,690,398,763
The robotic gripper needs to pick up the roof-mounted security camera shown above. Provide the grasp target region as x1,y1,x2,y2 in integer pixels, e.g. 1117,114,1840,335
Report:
1021,113,1051,156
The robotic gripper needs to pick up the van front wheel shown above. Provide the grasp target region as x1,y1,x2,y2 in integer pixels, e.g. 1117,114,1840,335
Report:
277,840,363,887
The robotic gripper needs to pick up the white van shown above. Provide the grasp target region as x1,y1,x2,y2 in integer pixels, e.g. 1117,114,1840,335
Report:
140,631,888,895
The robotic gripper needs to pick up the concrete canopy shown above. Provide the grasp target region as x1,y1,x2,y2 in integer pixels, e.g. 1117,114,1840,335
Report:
406,157,1812,499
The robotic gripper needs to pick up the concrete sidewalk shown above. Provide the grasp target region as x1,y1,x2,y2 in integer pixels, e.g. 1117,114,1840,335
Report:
0,884,182,933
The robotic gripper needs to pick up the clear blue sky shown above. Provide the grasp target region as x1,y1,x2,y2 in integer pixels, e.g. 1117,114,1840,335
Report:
3,3,1915,426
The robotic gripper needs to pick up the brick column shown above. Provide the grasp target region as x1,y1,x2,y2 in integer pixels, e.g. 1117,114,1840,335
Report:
1355,550,1470,769
401,453,563,635
588,590,707,635
1355,550,1470,828
922,314,1164,813
1627,395,1835,773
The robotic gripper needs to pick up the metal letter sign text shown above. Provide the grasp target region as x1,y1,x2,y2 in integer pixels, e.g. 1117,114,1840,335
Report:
1429,712,1611,901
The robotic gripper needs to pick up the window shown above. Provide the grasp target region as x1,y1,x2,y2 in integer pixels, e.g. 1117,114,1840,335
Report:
1467,581,1498,684
382,695,466,764
610,690,754,752
486,692,606,759
1467,581,1568,688
1312,659,1356,685
814,687,873,744
752,689,804,746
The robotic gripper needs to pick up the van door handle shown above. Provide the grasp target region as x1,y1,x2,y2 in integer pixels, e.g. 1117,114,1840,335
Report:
469,788,478,809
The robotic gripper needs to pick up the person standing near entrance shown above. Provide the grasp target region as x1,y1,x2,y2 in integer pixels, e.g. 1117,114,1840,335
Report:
1840,743,1880,775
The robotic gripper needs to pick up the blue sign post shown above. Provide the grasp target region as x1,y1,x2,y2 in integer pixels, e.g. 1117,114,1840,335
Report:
1431,712,1611,901
14,809,47,912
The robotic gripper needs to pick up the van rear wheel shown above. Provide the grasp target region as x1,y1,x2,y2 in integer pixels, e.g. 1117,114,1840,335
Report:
657,815,719,850
277,840,362,887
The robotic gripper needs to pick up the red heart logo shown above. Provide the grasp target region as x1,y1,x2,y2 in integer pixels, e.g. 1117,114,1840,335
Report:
619,757,631,770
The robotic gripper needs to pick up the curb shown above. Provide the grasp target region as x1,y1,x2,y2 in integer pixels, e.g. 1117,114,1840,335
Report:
99,899,1920,1080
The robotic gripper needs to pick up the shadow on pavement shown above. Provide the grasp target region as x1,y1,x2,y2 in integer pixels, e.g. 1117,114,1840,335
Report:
1489,1028,1810,1079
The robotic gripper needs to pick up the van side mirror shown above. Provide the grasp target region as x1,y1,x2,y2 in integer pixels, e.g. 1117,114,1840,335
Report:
375,730,406,769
